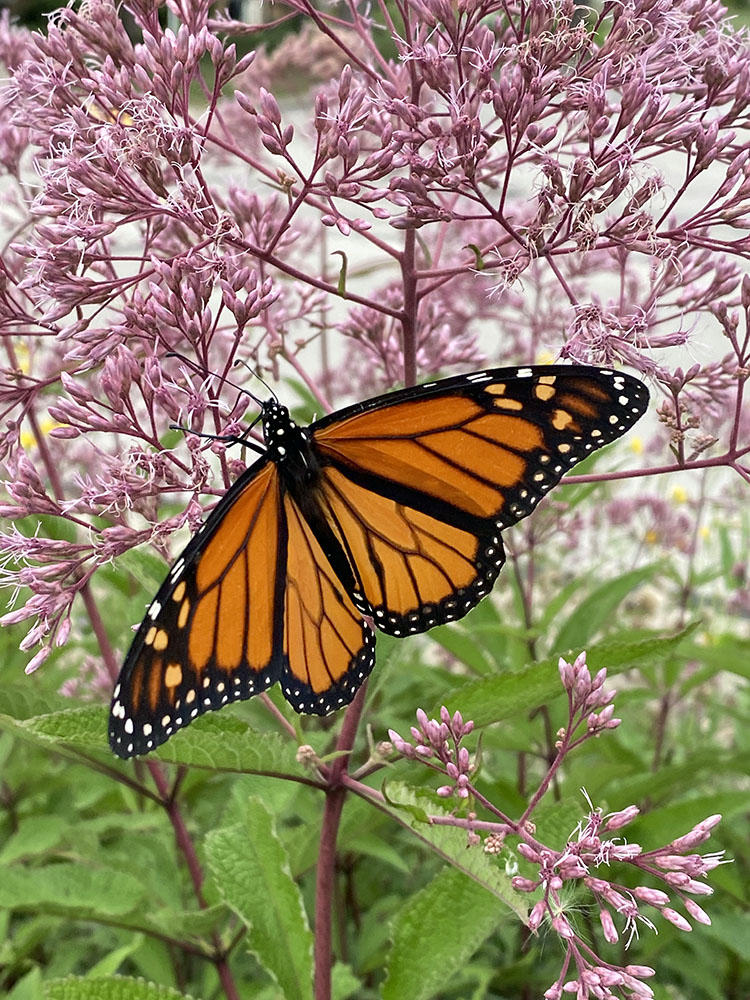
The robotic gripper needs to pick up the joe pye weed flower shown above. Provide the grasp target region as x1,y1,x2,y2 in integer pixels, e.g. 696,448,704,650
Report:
0,2,747,999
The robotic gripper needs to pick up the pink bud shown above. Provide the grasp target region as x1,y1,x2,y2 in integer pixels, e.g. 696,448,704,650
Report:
517,843,542,863
683,878,714,897
551,914,574,939
528,900,546,930
684,899,711,925
621,975,654,997
595,967,624,986
633,886,669,906
55,617,72,647
511,877,538,892
558,657,574,688
259,87,281,125
610,843,642,861
662,907,692,932
624,966,655,978
669,818,719,851
25,646,52,674
599,907,618,943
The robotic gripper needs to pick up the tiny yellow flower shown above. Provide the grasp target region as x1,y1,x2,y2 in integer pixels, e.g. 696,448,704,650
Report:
20,417,61,450
699,525,710,540
644,529,659,545
671,485,688,504
629,437,643,455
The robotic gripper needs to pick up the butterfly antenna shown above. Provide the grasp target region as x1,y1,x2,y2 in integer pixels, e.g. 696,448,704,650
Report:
164,351,265,409
233,358,279,403
170,410,266,455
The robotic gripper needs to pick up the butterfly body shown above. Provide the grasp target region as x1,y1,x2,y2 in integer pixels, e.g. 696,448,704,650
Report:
109,365,648,758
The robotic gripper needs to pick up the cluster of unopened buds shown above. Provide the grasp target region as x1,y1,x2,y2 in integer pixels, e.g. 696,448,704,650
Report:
389,706,475,798
557,650,620,742
389,654,725,1000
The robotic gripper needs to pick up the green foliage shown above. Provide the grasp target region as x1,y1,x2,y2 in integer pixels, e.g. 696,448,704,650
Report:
44,977,199,1000
206,797,314,1000
382,867,504,1000
3,553,745,1000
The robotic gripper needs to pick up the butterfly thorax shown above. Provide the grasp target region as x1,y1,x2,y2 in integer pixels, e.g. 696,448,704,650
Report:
262,400,321,488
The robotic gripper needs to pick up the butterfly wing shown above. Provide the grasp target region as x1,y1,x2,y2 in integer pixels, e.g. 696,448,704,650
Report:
109,459,284,758
309,365,648,636
110,364,648,754
279,492,375,715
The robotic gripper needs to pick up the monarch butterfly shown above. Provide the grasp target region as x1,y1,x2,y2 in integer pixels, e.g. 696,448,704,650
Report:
109,365,648,758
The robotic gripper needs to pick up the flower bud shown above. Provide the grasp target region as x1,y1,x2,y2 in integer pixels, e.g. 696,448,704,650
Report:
662,907,692,932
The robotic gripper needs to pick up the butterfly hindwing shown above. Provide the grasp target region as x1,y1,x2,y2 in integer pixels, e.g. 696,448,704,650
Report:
109,460,283,757
312,462,506,637
279,493,375,715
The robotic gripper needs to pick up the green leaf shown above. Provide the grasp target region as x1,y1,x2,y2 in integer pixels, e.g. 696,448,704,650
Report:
429,624,496,675
553,564,661,651
19,707,109,751
8,967,43,1000
380,781,524,919
702,910,750,963
17,708,303,776
153,715,304,775
537,575,589,632
463,243,485,269
144,905,225,943
88,935,144,977
681,635,750,683
205,796,313,1000
114,546,169,594
435,626,697,728
0,863,145,920
44,977,199,1000
331,250,348,294
614,749,750,803
383,866,504,1000
0,815,68,863
0,681,69,721
331,963,361,1000
344,833,411,875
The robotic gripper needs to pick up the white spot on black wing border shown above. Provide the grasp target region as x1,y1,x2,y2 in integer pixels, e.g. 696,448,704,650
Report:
108,654,281,759
494,366,648,529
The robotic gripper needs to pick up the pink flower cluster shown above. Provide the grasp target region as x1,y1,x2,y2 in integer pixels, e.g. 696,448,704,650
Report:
389,654,725,999
0,0,744,861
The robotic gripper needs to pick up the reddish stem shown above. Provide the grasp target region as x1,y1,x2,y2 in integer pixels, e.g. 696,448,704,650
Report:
149,761,241,1000
313,682,368,1000
400,228,418,387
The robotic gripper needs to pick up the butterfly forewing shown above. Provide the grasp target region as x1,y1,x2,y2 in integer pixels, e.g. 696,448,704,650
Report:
109,461,283,757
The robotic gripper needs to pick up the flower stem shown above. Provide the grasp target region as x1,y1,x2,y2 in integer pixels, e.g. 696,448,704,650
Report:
314,683,368,1000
